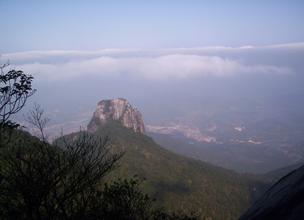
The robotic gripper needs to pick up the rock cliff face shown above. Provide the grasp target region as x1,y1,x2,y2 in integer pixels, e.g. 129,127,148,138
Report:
239,164,304,220
87,98,145,134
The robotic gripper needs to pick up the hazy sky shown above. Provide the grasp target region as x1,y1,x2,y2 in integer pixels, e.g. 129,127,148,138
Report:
1,0,304,52
1,0,304,140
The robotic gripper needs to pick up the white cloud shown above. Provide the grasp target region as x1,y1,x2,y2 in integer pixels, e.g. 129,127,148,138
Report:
12,55,292,81
2,42,300,81
3,42,304,63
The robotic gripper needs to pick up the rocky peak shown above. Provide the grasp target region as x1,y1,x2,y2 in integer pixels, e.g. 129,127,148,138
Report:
87,98,145,134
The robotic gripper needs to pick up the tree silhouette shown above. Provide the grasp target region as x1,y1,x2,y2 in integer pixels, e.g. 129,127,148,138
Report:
0,131,122,219
0,63,35,143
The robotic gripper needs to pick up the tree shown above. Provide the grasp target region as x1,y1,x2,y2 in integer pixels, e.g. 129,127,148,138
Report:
0,131,122,219
89,178,153,220
0,103,121,219
88,178,200,220
25,103,50,142
0,63,35,143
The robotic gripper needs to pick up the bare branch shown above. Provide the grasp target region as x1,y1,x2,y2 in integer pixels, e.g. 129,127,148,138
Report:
25,103,50,143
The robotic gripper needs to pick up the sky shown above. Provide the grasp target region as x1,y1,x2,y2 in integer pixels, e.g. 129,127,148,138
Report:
1,0,304,52
1,0,304,131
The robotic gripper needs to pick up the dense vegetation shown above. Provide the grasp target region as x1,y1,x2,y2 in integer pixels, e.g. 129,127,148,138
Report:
60,120,267,220
0,124,202,220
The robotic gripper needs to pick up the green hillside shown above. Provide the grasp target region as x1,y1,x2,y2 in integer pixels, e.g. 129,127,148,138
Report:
62,121,265,220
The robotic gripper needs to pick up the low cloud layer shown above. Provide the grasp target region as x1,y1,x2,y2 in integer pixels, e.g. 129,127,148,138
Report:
2,42,302,81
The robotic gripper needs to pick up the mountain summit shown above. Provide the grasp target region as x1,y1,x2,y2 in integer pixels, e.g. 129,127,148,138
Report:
62,98,265,220
87,98,145,133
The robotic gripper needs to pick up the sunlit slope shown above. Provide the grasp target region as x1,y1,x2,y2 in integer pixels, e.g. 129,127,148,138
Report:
84,121,263,220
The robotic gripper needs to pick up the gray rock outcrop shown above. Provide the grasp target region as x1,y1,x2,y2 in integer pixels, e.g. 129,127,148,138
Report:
87,98,145,134
239,164,304,220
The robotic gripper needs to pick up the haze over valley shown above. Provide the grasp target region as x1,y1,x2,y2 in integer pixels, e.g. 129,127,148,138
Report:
7,42,304,173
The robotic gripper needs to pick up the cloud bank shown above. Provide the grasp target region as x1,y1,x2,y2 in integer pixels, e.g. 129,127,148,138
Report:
2,42,302,81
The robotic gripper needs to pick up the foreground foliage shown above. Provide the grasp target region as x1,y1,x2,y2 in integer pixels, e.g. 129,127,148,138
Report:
0,64,35,132
0,129,198,220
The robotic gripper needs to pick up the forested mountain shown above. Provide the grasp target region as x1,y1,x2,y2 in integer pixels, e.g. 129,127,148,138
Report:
57,99,269,220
